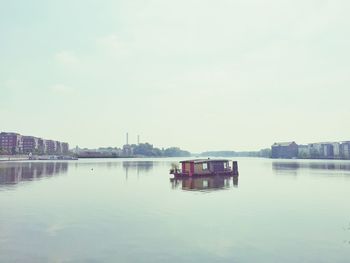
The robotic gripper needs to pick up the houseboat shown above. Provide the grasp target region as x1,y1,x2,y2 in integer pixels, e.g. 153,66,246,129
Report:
170,159,238,177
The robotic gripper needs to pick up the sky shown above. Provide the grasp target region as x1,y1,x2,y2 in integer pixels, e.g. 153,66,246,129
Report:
1,0,349,152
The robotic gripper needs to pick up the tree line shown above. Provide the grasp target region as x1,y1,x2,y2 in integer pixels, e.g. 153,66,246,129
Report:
199,148,271,158
131,143,191,157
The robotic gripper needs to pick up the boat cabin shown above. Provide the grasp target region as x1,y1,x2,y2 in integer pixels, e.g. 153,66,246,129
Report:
171,159,238,177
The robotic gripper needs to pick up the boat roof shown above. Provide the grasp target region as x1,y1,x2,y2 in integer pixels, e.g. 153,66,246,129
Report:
180,159,230,164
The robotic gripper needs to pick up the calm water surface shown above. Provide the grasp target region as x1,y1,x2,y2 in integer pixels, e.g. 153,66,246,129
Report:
0,158,349,262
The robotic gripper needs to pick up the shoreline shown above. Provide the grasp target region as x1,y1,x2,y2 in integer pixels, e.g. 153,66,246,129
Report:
0,155,28,162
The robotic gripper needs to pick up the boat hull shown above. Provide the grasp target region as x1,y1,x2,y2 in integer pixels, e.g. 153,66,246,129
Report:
171,171,238,177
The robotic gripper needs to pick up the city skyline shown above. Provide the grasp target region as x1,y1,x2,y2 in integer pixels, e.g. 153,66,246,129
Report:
1,0,350,152
0,131,69,155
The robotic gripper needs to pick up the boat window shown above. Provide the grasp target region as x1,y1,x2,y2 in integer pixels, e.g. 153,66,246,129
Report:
224,162,227,169
202,163,208,170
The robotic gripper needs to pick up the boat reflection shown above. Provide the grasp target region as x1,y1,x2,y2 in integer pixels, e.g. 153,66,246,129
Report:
170,176,238,192
0,162,68,186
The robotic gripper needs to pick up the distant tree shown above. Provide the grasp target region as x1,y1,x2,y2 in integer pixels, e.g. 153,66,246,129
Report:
0,147,7,155
200,149,271,158
163,147,191,157
133,143,157,156
131,143,190,157
152,147,163,156
259,148,272,158
200,151,237,157
33,149,42,155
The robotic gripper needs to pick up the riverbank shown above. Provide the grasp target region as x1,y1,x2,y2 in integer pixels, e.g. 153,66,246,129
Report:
0,155,29,162
0,155,77,162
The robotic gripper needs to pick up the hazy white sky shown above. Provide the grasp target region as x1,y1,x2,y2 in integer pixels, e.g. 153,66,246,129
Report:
1,0,349,152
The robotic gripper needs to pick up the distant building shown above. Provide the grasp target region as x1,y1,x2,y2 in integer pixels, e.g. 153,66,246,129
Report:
38,138,46,154
320,143,334,159
271,140,350,160
297,145,309,158
62,143,69,154
22,136,39,154
308,143,323,158
332,142,341,159
123,144,134,157
98,147,122,157
45,140,57,154
0,132,23,154
56,141,62,154
308,142,335,159
271,142,298,159
340,142,350,159
0,131,69,155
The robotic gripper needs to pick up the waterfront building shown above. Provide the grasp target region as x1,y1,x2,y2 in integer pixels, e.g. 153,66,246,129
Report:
332,142,341,159
98,147,122,156
340,142,350,159
38,139,46,154
56,141,62,154
22,136,39,154
297,145,309,158
62,143,69,154
273,140,350,160
308,142,335,159
308,143,323,158
320,143,334,159
0,132,23,154
271,142,298,159
0,131,69,155
45,140,57,154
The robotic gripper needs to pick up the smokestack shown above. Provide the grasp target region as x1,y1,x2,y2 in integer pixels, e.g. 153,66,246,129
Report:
126,132,129,145
137,135,140,144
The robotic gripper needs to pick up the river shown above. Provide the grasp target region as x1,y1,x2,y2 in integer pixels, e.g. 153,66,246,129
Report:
0,158,349,262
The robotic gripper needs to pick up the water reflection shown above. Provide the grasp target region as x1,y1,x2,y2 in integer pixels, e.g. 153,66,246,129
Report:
272,161,350,175
122,161,154,172
73,160,155,172
170,176,238,192
121,161,155,179
0,162,68,186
